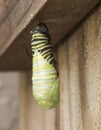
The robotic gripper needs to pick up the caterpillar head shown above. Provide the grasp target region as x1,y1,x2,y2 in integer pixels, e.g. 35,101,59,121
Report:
30,23,51,41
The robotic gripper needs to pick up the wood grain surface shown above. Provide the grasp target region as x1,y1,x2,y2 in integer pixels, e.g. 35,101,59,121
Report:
19,4,101,130
57,4,101,130
0,0,100,70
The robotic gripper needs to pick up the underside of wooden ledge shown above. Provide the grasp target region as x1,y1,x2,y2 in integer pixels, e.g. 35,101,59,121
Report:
0,0,100,70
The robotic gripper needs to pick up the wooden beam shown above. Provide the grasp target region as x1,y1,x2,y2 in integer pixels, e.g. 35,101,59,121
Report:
0,0,48,55
0,0,100,70
57,4,101,128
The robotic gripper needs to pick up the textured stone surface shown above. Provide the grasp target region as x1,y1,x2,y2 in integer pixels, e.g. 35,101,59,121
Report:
0,73,19,130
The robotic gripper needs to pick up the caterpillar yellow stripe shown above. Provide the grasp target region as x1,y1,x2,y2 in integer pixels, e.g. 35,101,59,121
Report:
31,23,60,109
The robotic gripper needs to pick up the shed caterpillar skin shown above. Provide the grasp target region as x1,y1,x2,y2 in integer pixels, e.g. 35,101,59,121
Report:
31,23,60,109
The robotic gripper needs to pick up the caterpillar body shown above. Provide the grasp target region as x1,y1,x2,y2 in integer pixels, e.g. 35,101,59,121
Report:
31,23,60,109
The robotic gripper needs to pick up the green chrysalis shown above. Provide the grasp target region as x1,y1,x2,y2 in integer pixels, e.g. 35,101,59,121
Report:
31,23,60,109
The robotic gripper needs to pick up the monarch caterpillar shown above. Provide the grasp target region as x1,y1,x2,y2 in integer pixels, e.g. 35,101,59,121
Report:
31,23,60,109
